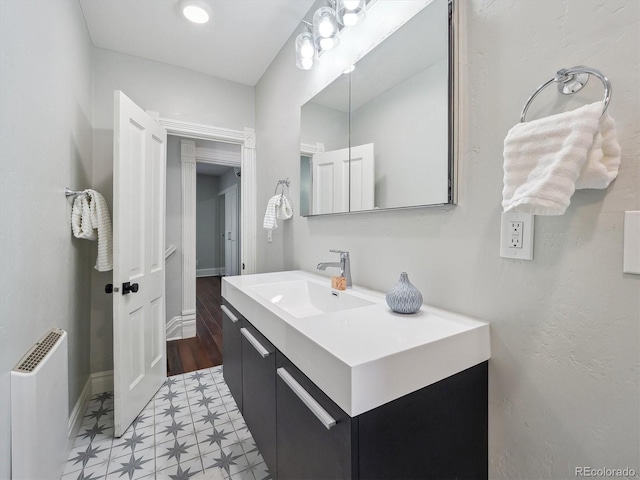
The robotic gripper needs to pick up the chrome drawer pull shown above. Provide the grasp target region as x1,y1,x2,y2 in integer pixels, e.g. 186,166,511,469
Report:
240,328,270,358
221,305,238,323
277,367,336,430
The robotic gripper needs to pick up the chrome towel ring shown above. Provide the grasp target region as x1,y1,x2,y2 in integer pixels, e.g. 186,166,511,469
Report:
274,178,290,195
519,66,612,122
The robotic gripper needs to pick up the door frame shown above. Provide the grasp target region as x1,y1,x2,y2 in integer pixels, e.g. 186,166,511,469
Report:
218,184,240,276
156,116,256,340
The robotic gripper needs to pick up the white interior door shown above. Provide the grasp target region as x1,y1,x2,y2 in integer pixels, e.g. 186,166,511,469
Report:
113,90,167,437
223,185,239,276
311,146,350,214
311,143,374,214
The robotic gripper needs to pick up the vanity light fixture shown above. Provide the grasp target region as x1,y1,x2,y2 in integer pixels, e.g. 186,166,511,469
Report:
295,0,369,71
180,0,211,24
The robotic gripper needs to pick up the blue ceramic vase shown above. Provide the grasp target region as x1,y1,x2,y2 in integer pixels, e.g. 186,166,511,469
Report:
386,272,423,314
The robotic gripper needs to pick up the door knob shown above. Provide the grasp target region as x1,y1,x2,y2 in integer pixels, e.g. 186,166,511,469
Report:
122,282,139,295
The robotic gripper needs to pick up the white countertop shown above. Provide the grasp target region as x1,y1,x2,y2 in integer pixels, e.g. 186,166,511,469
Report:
222,270,490,417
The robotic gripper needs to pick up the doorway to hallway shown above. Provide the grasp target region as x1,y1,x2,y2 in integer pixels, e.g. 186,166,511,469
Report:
167,276,223,376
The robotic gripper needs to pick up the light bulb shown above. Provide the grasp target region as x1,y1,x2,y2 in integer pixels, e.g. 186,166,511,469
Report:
183,5,209,24
343,0,360,9
342,12,358,26
318,17,334,38
300,42,315,59
300,58,313,70
319,37,336,50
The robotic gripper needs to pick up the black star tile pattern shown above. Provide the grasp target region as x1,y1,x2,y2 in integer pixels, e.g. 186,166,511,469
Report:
63,367,270,480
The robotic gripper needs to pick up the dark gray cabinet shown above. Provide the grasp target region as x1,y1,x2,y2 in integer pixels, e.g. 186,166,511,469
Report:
221,301,243,412
221,299,488,480
241,323,277,478
276,353,357,480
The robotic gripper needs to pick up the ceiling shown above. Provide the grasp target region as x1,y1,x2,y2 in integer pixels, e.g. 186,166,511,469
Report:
196,163,232,176
79,0,315,86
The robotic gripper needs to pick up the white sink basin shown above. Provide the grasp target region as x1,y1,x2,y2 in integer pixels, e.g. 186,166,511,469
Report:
222,270,490,417
249,280,374,318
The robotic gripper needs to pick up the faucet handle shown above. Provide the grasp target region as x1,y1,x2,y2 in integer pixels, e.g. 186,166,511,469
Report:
329,249,349,256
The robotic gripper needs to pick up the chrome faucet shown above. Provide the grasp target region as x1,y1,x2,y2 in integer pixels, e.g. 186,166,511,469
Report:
317,250,352,288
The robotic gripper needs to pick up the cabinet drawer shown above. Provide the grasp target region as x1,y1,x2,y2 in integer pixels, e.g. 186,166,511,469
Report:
276,352,357,480
221,301,243,412
241,322,277,478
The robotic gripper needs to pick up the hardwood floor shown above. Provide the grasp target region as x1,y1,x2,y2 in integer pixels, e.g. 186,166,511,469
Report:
166,276,224,376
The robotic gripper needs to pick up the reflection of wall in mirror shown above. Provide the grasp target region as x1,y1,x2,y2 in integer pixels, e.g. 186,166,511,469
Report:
300,102,349,151
351,57,448,209
300,155,312,216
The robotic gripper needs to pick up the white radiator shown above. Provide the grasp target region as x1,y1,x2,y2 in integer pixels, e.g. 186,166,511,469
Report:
11,328,68,480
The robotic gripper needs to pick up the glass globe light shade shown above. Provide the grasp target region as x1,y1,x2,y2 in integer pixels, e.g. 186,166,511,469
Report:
295,31,317,70
336,0,365,27
313,6,339,50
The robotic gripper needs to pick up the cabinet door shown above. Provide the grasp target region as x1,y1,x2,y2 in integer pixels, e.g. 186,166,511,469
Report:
276,353,357,480
241,323,277,478
221,301,243,412
358,362,488,480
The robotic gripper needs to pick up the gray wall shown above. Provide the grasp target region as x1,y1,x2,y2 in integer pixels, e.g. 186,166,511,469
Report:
300,102,349,151
351,58,448,208
196,174,221,270
0,0,94,476
90,48,255,373
255,0,640,478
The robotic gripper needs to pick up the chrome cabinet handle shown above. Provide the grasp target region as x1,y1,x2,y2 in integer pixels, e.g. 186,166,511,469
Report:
277,367,336,430
240,328,270,358
221,305,238,323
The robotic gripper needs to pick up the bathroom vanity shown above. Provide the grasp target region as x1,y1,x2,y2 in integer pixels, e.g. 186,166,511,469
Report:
221,271,490,480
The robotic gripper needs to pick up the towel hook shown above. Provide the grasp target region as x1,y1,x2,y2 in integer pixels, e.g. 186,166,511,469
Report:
519,66,612,122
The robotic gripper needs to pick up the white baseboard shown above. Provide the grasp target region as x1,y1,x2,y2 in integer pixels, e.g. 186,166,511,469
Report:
68,376,91,448
166,316,183,341
67,370,113,450
167,313,197,340
91,370,114,394
182,313,197,339
196,267,224,277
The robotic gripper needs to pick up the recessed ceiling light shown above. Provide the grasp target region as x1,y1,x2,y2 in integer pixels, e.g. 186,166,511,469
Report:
180,0,211,24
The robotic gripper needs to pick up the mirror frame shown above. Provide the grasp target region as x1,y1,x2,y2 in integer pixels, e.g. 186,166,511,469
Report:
300,0,458,216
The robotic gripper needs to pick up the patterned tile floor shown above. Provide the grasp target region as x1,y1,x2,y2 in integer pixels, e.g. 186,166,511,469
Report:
62,366,271,480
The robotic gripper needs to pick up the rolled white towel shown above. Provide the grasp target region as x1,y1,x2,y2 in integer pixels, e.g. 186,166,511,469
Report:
71,194,97,241
71,189,113,271
502,101,621,215
276,194,293,220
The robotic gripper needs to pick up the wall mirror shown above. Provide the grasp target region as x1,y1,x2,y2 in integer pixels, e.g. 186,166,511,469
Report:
300,0,455,216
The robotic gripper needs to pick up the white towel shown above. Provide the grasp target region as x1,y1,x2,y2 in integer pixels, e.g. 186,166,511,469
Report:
71,189,113,272
502,101,621,215
276,194,293,220
71,194,97,241
263,195,280,230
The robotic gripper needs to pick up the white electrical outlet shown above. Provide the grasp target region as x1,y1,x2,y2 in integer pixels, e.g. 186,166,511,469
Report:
509,221,523,248
500,212,534,260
